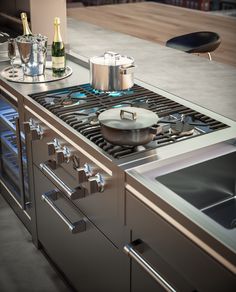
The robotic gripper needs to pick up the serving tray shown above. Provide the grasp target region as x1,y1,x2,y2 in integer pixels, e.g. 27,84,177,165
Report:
1,64,72,84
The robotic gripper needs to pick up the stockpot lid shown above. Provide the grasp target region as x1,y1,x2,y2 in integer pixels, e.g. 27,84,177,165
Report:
90,51,134,67
98,107,159,130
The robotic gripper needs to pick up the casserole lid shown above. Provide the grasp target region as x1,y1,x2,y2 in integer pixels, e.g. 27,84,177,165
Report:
98,107,159,130
90,51,134,66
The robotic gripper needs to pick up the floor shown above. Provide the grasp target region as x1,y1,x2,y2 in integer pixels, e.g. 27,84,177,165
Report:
67,2,236,67
0,194,72,292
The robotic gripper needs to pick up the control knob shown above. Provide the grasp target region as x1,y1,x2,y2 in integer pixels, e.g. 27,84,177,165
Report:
24,119,44,140
77,163,93,183
56,146,71,164
47,138,61,156
87,173,105,194
72,155,80,170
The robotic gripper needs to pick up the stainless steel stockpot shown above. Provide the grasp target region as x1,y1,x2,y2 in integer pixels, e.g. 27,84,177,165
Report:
90,51,135,92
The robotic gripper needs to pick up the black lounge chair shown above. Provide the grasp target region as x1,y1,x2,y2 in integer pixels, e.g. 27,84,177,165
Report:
166,31,221,60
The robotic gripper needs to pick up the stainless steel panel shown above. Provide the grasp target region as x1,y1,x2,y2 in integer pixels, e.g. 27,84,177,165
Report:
125,191,236,292
34,166,129,292
124,240,176,292
41,190,86,233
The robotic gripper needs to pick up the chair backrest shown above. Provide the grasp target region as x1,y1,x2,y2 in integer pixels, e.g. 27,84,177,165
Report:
166,31,221,54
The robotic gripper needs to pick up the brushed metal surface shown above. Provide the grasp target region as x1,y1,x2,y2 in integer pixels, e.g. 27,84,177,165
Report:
1,65,72,83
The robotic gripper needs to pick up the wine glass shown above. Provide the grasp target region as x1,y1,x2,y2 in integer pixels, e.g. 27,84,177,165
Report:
8,38,16,77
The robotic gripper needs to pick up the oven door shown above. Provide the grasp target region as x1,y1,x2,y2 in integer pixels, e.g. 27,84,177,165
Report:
34,165,129,292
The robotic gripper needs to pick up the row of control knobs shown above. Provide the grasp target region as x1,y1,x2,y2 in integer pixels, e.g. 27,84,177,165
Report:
24,118,44,140
24,119,105,194
47,138,70,164
47,138,105,194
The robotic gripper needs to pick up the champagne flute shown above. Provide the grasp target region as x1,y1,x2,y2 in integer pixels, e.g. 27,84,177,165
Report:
8,38,16,77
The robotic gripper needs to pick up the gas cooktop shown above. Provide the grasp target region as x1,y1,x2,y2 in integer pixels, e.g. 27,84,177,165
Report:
29,83,228,160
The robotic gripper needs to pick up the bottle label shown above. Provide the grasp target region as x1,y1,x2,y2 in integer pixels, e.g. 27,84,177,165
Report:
52,56,65,69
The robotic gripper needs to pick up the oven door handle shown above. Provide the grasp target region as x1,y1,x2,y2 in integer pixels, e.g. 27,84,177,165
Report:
40,162,84,200
42,190,86,234
124,240,176,292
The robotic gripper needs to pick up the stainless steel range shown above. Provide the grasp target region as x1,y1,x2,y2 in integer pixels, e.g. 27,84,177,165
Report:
1,50,236,291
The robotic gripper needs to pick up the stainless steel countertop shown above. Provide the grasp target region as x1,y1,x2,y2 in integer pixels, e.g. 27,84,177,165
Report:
0,58,89,95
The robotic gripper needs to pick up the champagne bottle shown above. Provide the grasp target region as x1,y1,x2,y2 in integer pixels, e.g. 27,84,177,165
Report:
52,17,66,76
20,12,33,36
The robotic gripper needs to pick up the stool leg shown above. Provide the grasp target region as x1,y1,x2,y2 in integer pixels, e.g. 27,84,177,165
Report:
208,52,212,61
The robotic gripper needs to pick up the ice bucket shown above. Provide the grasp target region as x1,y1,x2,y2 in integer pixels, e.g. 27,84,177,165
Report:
16,34,48,76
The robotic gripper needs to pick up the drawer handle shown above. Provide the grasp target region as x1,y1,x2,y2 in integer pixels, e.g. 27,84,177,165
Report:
42,190,86,234
40,162,85,200
124,240,176,292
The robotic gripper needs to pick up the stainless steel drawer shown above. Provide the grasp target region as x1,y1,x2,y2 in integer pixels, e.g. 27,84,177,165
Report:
34,166,129,292
124,190,236,292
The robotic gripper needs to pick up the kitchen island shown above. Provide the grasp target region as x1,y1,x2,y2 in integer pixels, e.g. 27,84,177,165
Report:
0,30,236,291
67,17,236,122
67,2,236,67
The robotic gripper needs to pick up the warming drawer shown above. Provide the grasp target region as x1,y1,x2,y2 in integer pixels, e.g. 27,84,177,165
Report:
124,190,236,292
34,166,129,292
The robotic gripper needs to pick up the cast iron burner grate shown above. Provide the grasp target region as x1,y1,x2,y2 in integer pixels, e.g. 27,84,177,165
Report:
29,83,228,159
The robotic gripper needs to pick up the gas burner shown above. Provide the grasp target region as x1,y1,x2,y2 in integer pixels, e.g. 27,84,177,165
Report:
125,97,150,109
159,114,213,137
109,97,149,110
92,89,135,98
80,83,135,98
45,90,87,107
111,104,131,109
58,108,100,124
131,98,149,109
92,89,128,97
61,99,82,107
170,120,195,136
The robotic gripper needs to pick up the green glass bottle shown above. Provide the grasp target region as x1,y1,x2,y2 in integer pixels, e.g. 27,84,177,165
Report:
21,12,33,36
52,17,65,76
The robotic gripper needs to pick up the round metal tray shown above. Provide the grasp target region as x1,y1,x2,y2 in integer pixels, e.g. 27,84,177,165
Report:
1,64,72,83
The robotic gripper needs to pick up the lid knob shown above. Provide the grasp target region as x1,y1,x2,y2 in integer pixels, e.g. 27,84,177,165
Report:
120,109,137,121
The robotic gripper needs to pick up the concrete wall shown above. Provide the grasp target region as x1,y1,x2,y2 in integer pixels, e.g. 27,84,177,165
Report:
30,0,67,44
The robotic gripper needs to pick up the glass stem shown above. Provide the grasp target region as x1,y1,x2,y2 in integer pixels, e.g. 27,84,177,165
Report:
11,59,14,76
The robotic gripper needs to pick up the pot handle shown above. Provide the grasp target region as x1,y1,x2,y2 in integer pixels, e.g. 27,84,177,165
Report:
120,109,137,120
104,51,121,61
149,125,162,135
120,64,136,75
